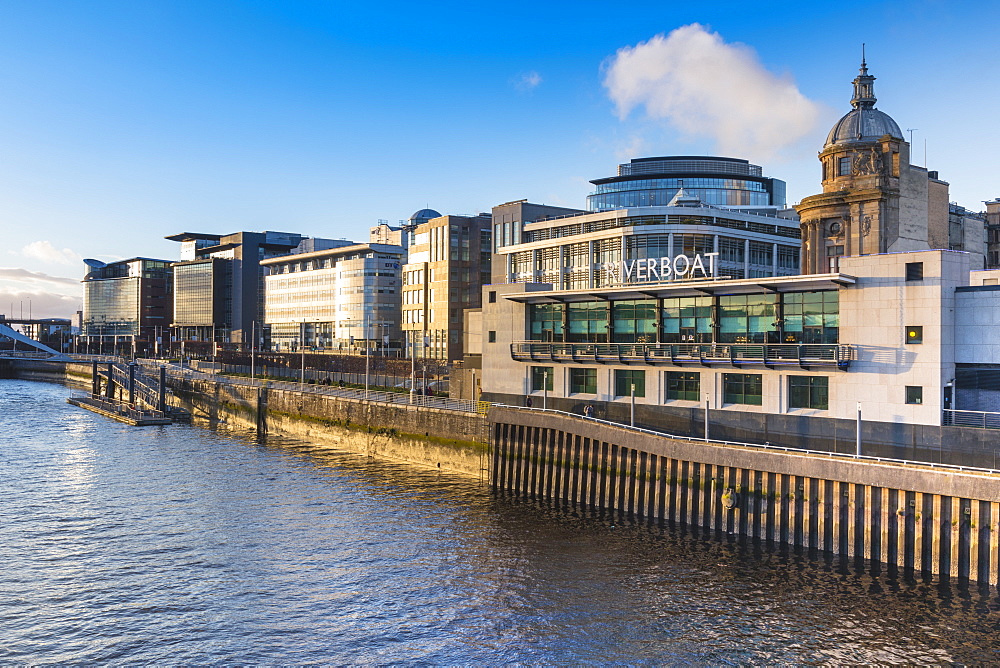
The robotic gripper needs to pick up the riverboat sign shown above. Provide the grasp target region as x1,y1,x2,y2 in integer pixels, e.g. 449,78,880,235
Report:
603,252,719,284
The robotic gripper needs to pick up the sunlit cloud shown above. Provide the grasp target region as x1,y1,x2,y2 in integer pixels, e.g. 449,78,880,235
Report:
16,240,83,266
603,24,824,160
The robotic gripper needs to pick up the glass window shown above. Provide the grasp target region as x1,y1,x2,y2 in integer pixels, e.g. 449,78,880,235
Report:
570,368,597,395
788,376,829,410
838,157,851,176
782,291,839,344
614,369,645,397
723,373,763,405
567,302,609,343
718,294,778,344
529,303,565,341
666,371,700,401
488,331,496,343
662,296,712,343
905,386,923,405
531,366,553,392
612,299,657,343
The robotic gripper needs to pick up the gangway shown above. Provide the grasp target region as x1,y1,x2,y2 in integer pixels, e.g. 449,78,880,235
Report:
68,361,191,425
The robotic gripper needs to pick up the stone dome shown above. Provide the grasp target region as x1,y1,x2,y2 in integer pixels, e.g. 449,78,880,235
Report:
824,58,903,148
825,107,902,147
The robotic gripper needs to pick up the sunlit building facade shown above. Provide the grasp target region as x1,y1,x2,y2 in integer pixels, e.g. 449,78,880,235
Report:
262,242,405,354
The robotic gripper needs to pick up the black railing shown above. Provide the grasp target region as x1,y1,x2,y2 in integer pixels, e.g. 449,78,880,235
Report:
510,342,853,369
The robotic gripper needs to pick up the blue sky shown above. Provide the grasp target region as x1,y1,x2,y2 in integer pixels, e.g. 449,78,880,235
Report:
2,0,999,317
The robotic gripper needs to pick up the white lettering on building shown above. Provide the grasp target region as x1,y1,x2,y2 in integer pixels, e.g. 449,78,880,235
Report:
603,252,719,284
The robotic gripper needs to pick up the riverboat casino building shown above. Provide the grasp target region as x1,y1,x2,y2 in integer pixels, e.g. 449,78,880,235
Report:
479,62,997,449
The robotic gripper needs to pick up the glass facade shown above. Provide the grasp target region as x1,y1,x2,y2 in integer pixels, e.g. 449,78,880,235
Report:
723,373,763,405
662,296,713,343
173,262,217,326
783,292,839,344
83,278,139,336
567,302,608,343
587,156,786,211
528,291,839,345
611,300,656,343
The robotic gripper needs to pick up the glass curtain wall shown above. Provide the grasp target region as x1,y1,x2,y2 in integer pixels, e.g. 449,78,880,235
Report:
527,291,839,345
611,300,657,343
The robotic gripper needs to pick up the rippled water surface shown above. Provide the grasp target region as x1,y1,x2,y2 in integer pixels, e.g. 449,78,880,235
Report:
3,379,1000,663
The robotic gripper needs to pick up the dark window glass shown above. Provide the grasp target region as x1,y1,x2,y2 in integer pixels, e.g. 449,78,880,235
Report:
570,368,597,394
788,376,829,410
723,373,763,405
488,331,496,343
905,262,923,281
531,366,553,391
905,386,923,405
614,369,645,397
488,291,496,303
666,371,700,401
529,303,564,341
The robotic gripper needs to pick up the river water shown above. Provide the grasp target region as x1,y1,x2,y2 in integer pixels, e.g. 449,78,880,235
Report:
2,379,999,663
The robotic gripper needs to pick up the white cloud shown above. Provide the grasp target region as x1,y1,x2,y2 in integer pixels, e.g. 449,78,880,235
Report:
513,71,543,92
19,240,82,266
0,268,80,319
603,24,823,160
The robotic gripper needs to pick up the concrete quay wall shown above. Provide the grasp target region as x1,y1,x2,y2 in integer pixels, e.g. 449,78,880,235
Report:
170,377,490,477
491,406,1000,583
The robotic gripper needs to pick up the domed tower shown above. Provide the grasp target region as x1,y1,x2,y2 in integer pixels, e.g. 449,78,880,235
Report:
796,57,947,273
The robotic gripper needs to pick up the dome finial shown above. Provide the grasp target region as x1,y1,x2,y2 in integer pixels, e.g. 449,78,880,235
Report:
851,49,877,110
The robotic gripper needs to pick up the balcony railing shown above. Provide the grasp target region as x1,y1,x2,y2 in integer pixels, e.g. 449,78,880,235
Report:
510,342,853,369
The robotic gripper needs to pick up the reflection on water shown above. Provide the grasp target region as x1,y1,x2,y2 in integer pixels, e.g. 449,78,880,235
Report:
1,379,999,663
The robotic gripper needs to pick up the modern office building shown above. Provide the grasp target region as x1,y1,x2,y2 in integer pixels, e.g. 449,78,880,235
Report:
166,230,347,347
493,190,802,289
795,59,958,273
401,211,492,361
480,248,1000,448
80,257,173,356
587,155,786,212
261,242,405,354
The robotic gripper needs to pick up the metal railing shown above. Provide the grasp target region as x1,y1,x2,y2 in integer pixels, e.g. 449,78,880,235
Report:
497,405,1000,477
943,409,1000,429
145,362,488,415
73,394,168,422
511,342,853,368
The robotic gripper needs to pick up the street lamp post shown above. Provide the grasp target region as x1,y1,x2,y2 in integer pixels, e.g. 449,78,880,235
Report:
630,383,636,427
543,370,549,410
300,321,306,386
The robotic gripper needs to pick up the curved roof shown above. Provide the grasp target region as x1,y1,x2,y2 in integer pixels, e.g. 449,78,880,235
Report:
826,107,902,147
409,208,441,223
825,58,903,147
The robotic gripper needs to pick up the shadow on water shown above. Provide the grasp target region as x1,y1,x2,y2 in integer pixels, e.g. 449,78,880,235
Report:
489,491,1000,664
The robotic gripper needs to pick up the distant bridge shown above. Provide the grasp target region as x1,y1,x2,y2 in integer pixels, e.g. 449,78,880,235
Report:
0,321,69,360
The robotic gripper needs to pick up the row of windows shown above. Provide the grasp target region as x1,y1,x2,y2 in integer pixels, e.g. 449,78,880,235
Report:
529,291,840,345
592,177,768,194
528,367,834,409
522,214,801,245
